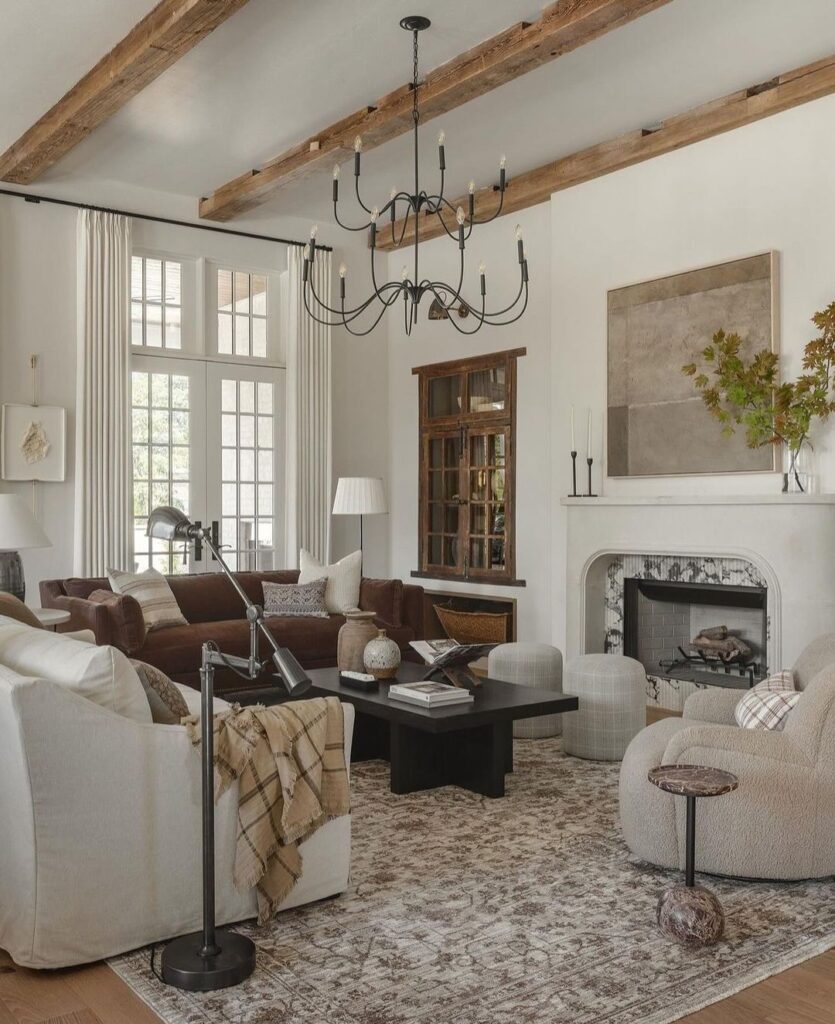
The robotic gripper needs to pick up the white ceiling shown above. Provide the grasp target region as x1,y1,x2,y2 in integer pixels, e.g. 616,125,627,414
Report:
3,0,835,236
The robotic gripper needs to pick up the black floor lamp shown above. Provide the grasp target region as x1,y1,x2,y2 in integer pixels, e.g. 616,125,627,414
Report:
146,506,312,992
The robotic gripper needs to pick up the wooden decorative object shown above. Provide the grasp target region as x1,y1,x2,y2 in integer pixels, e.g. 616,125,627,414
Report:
412,348,524,584
0,0,252,184
198,0,672,220
379,53,835,251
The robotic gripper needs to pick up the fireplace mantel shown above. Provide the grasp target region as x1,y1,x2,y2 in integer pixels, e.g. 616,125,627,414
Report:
563,496,835,674
561,494,835,506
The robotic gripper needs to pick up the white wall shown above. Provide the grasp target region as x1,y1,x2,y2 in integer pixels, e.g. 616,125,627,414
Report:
0,192,374,597
385,202,552,640
550,93,835,650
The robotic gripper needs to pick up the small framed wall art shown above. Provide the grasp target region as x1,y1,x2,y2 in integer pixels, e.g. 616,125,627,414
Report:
1,404,67,482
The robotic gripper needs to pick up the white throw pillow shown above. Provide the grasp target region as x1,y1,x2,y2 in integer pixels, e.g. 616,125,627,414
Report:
735,671,799,731
298,549,362,615
0,619,151,723
108,567,187,632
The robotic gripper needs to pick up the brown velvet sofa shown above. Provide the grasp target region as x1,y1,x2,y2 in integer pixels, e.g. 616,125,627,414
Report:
40,571,425,696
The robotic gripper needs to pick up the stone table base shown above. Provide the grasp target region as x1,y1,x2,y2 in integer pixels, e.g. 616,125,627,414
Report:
657,885,725,948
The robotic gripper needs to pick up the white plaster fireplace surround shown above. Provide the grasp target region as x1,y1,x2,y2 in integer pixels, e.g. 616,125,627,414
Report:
562,496,835,708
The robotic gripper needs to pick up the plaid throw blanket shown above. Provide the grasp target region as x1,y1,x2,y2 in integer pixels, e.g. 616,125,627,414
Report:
187,696,350,924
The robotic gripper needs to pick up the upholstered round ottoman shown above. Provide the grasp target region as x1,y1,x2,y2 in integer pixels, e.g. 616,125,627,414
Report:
487,642,563,738
563,654,646,760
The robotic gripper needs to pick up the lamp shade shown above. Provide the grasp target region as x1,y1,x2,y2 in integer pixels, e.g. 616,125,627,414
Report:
332,477,387,516
0,494,50,550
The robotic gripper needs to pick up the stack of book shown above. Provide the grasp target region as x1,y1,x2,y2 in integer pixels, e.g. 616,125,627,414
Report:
387,680,474,708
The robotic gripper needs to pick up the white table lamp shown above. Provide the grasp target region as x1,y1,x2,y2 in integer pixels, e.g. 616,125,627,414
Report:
0,493,51,601
332,477,387,556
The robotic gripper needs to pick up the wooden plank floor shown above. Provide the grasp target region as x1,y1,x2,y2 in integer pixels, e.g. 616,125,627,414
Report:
4,708,831,1024
3,947,835,1024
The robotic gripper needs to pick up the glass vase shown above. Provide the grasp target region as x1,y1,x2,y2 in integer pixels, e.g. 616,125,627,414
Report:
783,443,814,494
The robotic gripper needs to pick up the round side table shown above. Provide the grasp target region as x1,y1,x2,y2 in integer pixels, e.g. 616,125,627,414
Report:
32,607,71,632
648,764,738,948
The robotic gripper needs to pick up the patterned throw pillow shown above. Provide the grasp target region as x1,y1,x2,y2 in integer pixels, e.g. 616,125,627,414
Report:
298,548,362,614
735,671,800,731
130,659,190,725
263,579,329,618
107,567,187,632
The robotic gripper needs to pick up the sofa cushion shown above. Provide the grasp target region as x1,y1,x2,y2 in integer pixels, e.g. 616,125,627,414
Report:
108,567,188,632
360,578,403,628
263,579,329,618
88,589,146,655
0,618,151,723
299,549,362,614
62,576,110,600
131,659,190,724
165,570,300,624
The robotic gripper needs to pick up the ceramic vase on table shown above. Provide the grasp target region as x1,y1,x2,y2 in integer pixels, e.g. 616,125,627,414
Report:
363,628,401,680
337,610,378,672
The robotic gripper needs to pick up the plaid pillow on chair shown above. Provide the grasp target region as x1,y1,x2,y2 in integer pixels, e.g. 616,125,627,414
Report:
735,671,800,731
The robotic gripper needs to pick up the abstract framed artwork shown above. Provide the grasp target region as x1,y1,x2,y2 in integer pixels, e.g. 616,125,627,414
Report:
1,404,67,482
607,252,778,478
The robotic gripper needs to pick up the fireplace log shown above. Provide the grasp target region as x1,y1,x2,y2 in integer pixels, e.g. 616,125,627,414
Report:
690,634,751,661
696,625,729,641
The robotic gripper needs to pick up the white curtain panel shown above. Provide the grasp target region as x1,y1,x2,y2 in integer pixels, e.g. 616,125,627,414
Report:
285,245,333,566
74,210,132,576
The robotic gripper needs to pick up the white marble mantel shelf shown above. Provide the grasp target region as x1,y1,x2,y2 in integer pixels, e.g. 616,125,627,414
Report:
561,494,835,506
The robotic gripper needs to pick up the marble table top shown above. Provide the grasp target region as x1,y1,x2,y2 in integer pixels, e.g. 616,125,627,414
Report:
648,764,739,798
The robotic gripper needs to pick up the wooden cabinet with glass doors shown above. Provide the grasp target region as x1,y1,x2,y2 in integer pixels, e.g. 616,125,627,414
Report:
412,348,525,584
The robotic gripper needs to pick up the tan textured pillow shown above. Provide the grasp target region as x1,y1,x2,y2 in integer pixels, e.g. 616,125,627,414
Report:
130,659,190,724
107,567,187,632
298,549,362,614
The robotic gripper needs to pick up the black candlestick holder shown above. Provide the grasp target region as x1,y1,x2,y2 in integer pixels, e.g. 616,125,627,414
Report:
585,457,597,497
570,451,579,497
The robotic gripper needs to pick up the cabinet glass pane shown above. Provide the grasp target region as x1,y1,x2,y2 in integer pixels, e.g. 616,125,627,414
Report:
468,366,505,413
428,375,462,418
444,504,459,532
492,467,506,502
470,504,487,535
470,539,486,570
443,538,458,567
490,504,505,535
428,536,442,565
490,538,506,570
470,471,487,502
444,473,459,500
429,503,443,532
429,472,442,499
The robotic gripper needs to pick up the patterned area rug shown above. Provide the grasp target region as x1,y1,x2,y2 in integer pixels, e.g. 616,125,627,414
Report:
109,740,835,1023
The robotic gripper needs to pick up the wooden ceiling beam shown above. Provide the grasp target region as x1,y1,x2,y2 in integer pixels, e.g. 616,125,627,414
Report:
0,0,253,184
198,0,673,221
377,53,835,251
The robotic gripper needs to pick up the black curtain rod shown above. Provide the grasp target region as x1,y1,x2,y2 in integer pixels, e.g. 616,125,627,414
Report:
0,187,332,252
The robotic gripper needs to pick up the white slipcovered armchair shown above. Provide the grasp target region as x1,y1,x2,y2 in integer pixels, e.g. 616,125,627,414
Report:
0,663,354,968
619,635,835,880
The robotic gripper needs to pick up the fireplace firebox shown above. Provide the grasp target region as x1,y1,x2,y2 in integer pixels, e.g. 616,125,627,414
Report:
623,578,767,689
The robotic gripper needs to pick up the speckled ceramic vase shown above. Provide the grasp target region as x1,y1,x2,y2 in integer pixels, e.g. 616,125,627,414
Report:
337,611,378,672
363,628,401,680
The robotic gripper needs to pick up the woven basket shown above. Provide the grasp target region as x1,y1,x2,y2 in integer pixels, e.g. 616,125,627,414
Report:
434,604,509,645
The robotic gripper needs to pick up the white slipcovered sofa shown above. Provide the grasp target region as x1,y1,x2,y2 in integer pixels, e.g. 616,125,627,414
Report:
0,617,354,968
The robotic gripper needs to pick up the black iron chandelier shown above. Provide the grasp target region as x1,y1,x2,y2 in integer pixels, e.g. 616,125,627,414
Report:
302,15,530,336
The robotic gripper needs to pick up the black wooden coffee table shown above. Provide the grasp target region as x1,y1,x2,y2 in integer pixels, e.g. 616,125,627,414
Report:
301,662,578,798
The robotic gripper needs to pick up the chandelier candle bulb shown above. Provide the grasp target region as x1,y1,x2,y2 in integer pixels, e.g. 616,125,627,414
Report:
401,265,408,282
479,261,487,296
332,163,339,201
516,224,524,263
353,135,362,176
499,154,507,190
438,129,446,170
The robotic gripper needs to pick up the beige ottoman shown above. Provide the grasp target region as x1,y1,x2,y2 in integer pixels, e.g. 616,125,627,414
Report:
488,642,563,738
563,654,646,760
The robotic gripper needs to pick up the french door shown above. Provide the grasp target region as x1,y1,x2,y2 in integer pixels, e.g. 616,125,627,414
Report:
130,355,284,574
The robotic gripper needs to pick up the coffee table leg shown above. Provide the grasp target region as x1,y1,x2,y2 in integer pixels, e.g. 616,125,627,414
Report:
389,723,444,794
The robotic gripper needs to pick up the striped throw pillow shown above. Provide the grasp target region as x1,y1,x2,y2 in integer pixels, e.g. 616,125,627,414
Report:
108,567,187,633
263,579,329,618
735,671,799,731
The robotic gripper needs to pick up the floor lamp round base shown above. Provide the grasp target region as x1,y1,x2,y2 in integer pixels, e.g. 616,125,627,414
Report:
161,929,256,991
